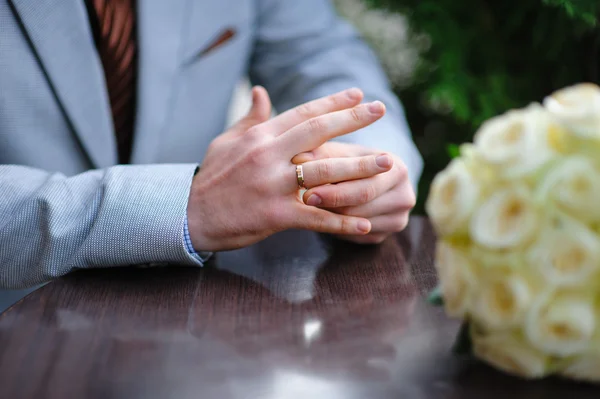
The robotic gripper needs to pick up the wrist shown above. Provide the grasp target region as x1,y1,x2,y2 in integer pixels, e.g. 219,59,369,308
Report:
183,215,213,261
186,173,219,252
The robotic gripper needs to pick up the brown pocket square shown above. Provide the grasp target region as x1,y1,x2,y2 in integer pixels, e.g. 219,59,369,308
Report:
199,28,237,57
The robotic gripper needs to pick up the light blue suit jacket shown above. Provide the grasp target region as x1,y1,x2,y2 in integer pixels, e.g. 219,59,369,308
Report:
0,0,423,307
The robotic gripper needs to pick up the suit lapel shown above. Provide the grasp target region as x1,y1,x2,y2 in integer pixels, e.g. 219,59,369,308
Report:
130,0,190,164
10,0,117,168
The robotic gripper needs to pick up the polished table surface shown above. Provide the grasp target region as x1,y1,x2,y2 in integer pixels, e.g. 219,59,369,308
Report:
0,216,599,398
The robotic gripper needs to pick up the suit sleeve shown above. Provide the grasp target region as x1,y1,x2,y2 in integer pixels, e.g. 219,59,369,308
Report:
249,0,423,191
0,164,203,289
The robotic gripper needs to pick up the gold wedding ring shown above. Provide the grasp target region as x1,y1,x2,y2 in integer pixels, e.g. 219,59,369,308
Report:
296,165,305,188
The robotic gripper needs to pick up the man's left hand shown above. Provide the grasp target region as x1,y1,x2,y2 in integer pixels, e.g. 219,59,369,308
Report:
292,142,416,244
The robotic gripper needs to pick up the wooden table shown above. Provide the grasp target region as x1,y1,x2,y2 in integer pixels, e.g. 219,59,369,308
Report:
0,216,598,398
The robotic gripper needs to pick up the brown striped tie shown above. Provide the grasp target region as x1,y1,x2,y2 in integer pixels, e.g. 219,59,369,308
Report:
90,0,137,164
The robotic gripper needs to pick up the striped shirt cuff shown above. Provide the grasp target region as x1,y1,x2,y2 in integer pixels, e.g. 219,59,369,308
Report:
183,215,212,264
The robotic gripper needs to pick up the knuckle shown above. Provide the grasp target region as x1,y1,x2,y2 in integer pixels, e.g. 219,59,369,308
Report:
246,143,273,166
357,157,371,175
340,216,352,234
394,162,409,181
359,191,370,204
296,103,314,119
317,160,333,181
350,107,362,123
331,191,347,208
360,185,377,204
322,191,342,208
328,94,342,108
392,214,410,232
315,213,328,232
245,133,270,153
395,185,417,211
307,117,325,133
405,190,417,209
245,126,263,140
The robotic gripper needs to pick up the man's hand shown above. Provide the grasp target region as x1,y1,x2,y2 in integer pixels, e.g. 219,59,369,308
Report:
292,142,416,244
187,87,393,252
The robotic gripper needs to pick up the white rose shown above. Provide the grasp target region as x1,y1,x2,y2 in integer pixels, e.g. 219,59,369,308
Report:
426,159,480,236
473,332,549,379
525,291,596,356
455,143,488,174
470,186,538,249
434,242,476,318
473,103,557,178
471,274,532,330
543,83,600,139
536,156,600,222
527,214,600,286
470,245,524,270
562,354,600,382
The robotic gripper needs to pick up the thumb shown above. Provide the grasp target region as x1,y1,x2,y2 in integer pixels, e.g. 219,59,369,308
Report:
232,86,272,135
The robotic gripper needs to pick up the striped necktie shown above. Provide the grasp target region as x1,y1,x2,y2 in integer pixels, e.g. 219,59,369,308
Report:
89,0,137,164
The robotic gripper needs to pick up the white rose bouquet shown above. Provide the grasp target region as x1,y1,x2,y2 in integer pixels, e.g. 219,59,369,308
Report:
426,83,600,382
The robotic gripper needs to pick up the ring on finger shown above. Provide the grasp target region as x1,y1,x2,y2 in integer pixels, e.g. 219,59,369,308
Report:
296,164,306,188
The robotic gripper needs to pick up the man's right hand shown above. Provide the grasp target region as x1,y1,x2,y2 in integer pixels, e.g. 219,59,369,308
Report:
187,86,392,252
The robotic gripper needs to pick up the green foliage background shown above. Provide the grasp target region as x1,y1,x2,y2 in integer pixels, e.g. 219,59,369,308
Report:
363,0,600,213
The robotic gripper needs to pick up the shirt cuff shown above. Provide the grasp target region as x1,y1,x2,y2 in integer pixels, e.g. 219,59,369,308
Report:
183,215,213,264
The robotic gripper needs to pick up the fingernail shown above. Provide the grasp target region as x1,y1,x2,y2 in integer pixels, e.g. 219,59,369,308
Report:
368,101,384,114
306,194,322,206
357,220,371,233
376,154,392,168
346,88,362,100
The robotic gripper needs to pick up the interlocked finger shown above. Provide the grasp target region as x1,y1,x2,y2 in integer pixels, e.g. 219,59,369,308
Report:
292,206,372,236
298,154,393,189
335,183,414,218
302,170,396,208
278,101,386,156
266,88,364,134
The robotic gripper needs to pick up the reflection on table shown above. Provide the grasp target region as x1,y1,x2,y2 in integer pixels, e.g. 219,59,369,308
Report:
0,217,597,399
